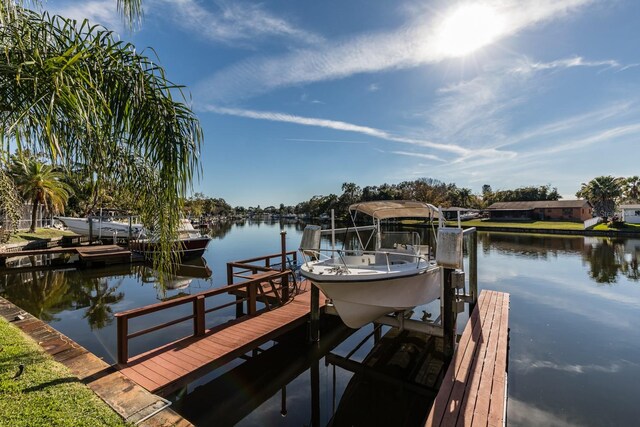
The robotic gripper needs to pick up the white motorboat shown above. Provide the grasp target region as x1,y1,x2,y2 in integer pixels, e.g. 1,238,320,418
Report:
56,217,211,261
299,200,444,329
55,216,146,239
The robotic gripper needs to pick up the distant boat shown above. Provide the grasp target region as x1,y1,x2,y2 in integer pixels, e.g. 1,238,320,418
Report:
56,216,211,261
128,219,211,262
299,200,443,329
55,216,146,239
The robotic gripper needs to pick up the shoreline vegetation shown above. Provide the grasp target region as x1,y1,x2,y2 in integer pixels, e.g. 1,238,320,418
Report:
0,318,128,427
1,219,639,248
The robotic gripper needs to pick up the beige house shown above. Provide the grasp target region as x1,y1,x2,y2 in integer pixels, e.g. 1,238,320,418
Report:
487,200,593,222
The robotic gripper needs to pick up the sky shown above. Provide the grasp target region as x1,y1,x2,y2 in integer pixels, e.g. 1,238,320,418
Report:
43,0,640,207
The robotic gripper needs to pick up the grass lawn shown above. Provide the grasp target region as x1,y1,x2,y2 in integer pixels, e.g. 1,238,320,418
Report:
452,219,585,230
0,318,129,427
5,228,76,244
593,222,640,232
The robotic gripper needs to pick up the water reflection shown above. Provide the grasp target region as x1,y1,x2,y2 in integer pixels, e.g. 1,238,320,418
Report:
480,233,640,283
0,258,214,331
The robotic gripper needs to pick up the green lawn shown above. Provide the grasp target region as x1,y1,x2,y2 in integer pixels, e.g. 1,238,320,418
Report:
5,228,76,244
0,318,129,427
593,222,640,232
451,219,585,230
449,219,640,232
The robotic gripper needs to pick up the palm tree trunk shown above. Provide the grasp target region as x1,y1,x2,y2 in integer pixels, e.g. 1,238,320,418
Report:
30,199,39,233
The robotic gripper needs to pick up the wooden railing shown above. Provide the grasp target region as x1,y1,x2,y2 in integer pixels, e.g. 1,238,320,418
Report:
115,270,292,364
226,250,298,284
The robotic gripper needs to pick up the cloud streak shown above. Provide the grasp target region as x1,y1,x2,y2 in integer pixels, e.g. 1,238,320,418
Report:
151,0,323,45
204,105,519,162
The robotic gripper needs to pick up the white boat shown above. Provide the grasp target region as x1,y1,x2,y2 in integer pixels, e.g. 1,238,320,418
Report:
299,200,444,329
55,216,146,239
56,217,211,261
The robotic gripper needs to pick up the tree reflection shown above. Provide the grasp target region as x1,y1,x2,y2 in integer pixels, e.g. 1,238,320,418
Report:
0,268,124,329
0,270,73,321
582,238,639,284
73,278,124,330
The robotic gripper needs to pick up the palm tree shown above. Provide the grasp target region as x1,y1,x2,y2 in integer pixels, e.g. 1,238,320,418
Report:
622,176,640,202
576,176,623,220
12,158,72,232
0,1,203,275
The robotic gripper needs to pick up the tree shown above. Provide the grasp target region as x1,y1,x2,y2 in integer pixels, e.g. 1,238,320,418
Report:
576,176,623,220
11,158,73,232
0,2,203,274
622,176,640,202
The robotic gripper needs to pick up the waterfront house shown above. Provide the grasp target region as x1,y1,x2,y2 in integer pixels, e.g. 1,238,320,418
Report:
620,204,640,224
486,200,593,222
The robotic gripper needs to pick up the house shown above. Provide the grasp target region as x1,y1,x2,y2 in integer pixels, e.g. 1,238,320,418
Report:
486,200,593,222
620,204,640,224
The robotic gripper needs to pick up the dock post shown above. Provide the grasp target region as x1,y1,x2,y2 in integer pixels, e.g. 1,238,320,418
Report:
116,315,128,364
310,359,320,427
309,284,320,343
88,217,93,244
194,295,205,336
442,268,456,361
469,230,478,314
280,231,289,301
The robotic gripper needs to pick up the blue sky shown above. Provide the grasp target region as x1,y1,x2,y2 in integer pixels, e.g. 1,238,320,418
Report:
45,0,640,207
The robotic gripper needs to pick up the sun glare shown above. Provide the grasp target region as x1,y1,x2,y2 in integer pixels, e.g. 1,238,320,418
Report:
436,4,505,57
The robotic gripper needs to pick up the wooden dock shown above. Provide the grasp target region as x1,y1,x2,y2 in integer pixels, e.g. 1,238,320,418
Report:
117,283,323,396
0,244,131,266
0,296,191,426
425,290,510,427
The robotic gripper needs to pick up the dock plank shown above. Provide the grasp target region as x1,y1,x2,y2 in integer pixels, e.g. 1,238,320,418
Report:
118,285,326,396
425,290,510,427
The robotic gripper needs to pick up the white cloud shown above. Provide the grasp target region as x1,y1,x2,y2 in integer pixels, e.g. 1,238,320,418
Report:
203,105,493,158
195,0,593,102
511,56,624,75
46,0,123,32
391,151,445,162
152,0,322,45
368,83,380,92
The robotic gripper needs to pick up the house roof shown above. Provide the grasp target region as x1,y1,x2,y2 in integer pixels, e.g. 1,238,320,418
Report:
620,204,640,209
487,200,592,210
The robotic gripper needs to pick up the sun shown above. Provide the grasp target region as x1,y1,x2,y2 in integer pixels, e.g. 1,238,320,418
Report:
436,4,505,57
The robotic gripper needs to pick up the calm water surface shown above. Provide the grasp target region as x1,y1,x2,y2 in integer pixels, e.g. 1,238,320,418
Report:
1,222,639,426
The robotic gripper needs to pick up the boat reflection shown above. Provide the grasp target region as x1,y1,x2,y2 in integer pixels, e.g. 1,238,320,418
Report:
172,318,355,426
327,327,445,427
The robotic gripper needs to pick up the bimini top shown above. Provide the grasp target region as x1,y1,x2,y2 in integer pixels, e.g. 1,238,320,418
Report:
348,200,440,220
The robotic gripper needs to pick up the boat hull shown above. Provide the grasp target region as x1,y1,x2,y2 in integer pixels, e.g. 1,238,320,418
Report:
302,265,441,328
129,237,211,262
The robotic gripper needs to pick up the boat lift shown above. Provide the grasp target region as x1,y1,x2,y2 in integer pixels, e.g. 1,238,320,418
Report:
306,212,478,360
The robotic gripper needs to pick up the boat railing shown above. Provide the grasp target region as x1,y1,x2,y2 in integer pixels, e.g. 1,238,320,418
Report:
300,246,430,273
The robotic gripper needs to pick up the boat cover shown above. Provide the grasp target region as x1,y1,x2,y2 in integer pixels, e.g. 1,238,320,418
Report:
348,200,440,220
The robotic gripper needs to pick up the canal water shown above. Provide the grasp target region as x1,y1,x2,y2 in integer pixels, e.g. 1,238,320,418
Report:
1,221,639,426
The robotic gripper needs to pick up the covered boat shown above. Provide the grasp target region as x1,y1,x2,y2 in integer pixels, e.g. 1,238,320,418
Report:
299,200,443,329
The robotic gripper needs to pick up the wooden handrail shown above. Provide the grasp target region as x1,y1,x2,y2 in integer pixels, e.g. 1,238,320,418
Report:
115,270,291,364
231,250,297,266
